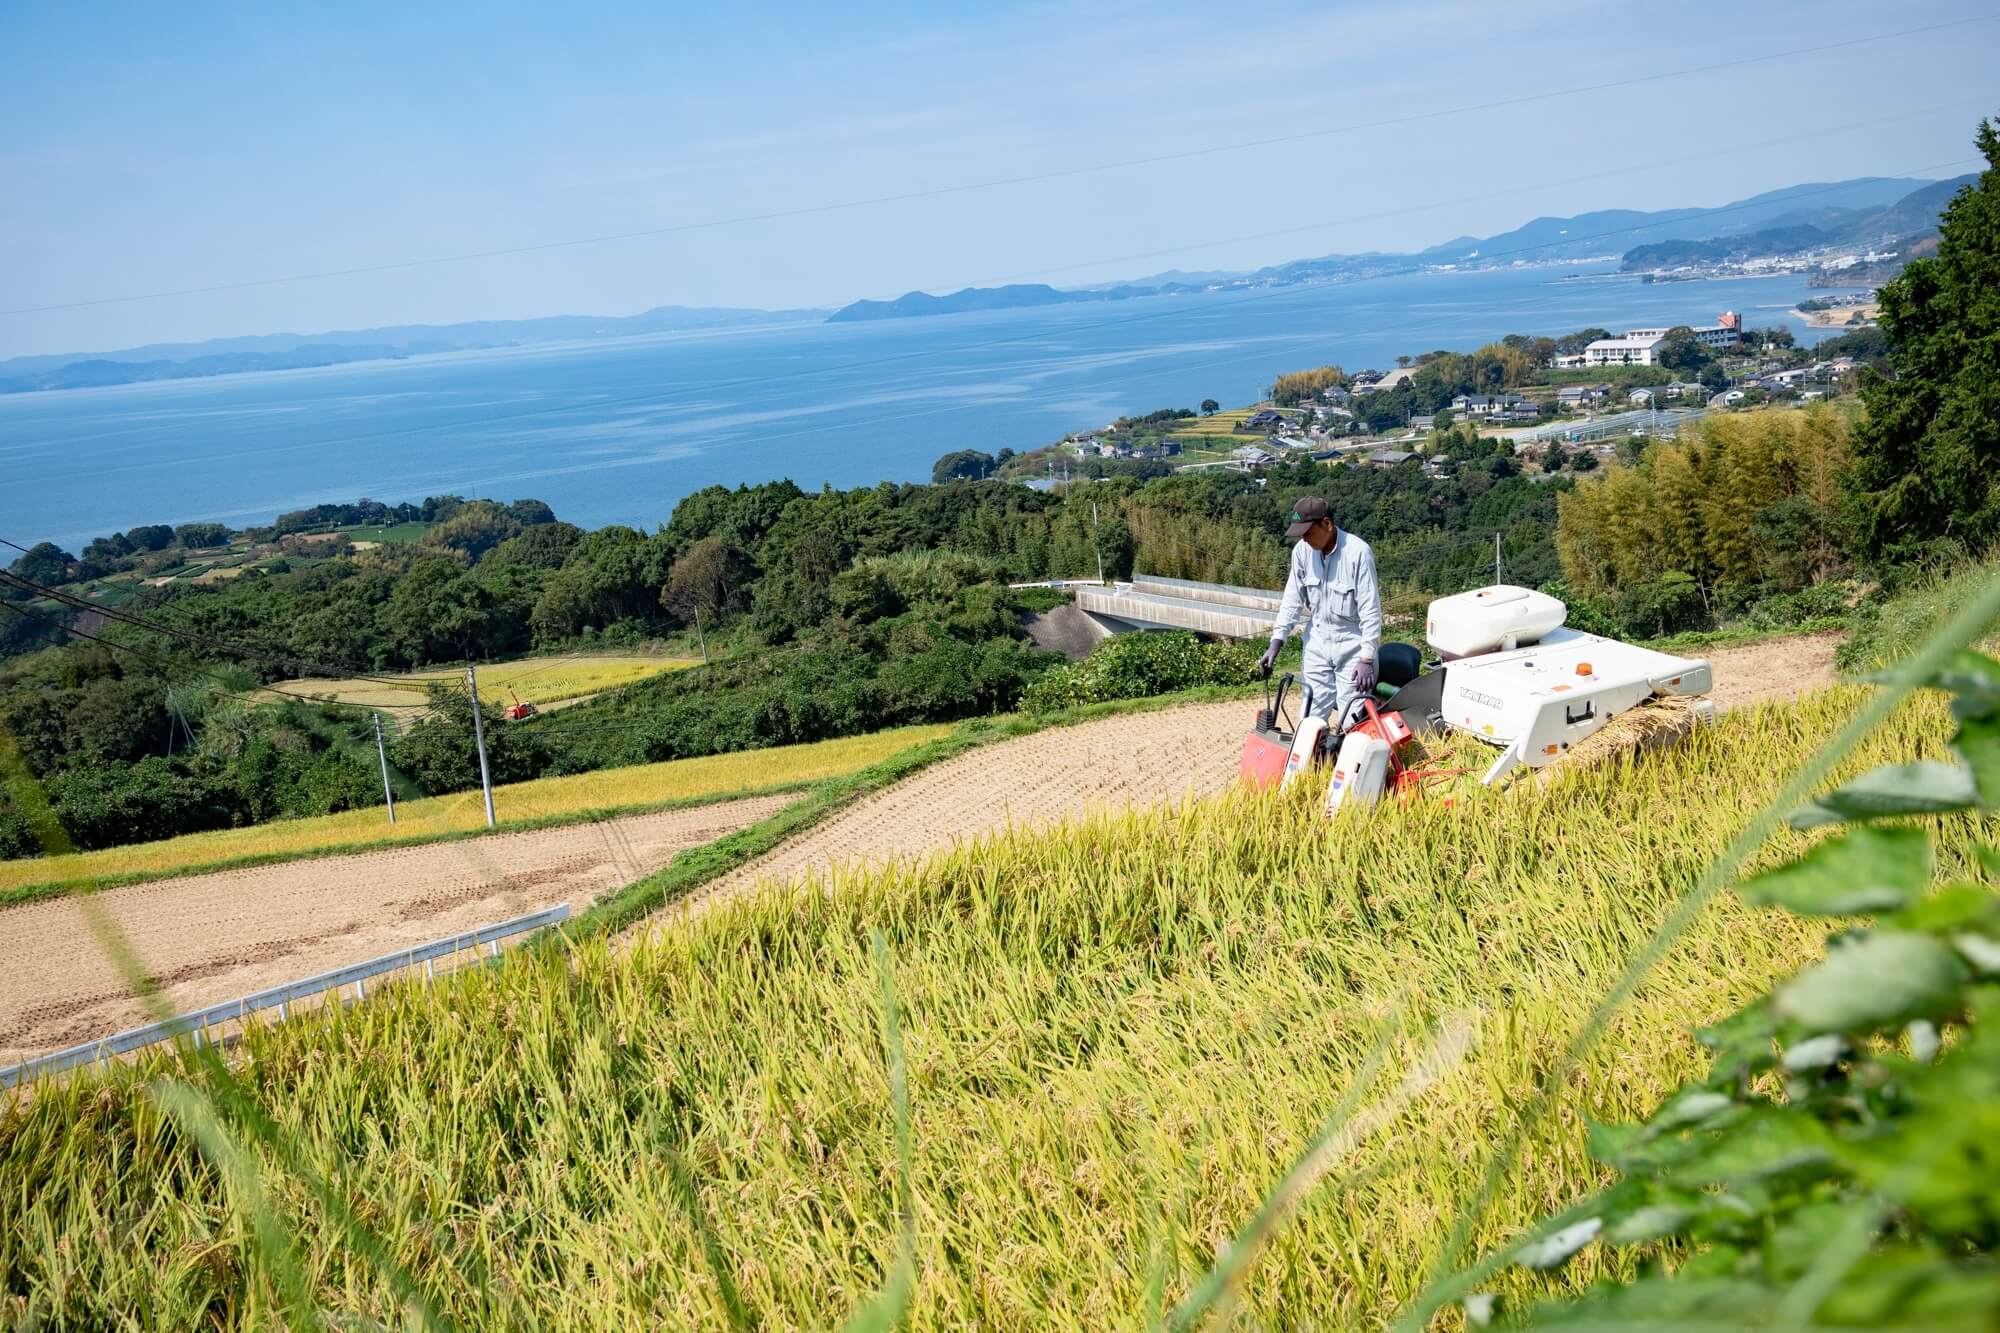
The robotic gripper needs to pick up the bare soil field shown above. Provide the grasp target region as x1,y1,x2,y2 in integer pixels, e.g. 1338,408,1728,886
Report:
0,794,789,1064
1799,301,1879,328
0,633,1841,1064
1701,631,1841,711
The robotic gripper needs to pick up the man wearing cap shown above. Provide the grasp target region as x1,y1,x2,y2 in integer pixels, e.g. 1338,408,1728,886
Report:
1259,496,1382,728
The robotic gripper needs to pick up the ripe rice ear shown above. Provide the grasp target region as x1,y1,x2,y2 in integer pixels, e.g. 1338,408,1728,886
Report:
1535,693,1714,784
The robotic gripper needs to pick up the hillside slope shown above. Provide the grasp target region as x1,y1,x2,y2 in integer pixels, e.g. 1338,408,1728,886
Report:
650,632,1841,929
1,671,1955,1328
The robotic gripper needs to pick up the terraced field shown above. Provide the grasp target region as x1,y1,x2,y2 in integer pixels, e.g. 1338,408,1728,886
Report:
275,652,701,713
0,724,955,897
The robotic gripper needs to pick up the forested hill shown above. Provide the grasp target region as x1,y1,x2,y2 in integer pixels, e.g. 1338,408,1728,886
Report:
0,444,1561,859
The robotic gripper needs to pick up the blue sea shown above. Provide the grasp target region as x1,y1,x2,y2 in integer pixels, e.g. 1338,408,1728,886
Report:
2,265,1852,550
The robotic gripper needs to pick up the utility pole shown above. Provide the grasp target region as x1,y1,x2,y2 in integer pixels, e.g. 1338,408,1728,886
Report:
465,661,497,828
1091,501,1104,584
692,606,710,665
373,712,397,824
1494,532,1503,586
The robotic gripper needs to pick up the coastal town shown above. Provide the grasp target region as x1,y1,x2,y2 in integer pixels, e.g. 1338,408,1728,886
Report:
983,303,1878,487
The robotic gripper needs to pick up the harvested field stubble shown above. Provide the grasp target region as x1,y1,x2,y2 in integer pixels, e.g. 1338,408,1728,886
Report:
1,687,1978,1328
0,724,953,897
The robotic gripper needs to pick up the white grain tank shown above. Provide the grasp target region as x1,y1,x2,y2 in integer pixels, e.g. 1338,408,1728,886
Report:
1426,585,1567,660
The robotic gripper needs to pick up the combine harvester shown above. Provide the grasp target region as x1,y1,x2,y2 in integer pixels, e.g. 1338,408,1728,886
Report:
1383,584,1714,785
1077,574,1714,797
1192,580,1712,800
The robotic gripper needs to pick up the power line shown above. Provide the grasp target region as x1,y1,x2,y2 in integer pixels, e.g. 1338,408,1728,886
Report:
5,13,1991,319
0,597,448,718
0,565,423,689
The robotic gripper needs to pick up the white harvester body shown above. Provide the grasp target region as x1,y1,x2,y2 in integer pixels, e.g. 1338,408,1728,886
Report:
1415,586,1714,784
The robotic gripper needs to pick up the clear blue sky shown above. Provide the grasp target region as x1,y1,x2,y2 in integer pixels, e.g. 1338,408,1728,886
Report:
3,0,1996,358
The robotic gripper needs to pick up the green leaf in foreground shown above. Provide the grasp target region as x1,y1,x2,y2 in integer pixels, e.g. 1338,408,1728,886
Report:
1951,713,2000,806
1774,931,1968,1032
1788,762,1979,829
1738,825,1932,916
1665,1110,1834,1187
1927,649,2000,721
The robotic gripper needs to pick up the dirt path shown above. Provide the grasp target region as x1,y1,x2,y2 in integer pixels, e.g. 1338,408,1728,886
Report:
0,633,1842,1064
0,794,789,1064
1701,631,1841,711
643,633,1845,934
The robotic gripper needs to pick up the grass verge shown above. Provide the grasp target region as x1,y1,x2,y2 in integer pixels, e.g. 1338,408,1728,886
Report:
1837,547,2000,673
1644,614,1847,655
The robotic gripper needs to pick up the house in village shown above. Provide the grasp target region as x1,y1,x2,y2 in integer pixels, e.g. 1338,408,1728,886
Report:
1355,366,1417,395
1556,383,1613,411
1452,393,1539,422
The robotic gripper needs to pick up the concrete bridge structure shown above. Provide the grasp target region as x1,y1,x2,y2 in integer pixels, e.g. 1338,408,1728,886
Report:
1071,575,1280,640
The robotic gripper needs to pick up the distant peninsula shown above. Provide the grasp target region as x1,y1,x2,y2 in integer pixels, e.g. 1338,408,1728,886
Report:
823,175,1959,324
0,304,826,396
826,282,1195,322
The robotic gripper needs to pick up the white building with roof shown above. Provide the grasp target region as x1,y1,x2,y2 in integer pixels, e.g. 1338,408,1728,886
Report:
1584,334,1667,366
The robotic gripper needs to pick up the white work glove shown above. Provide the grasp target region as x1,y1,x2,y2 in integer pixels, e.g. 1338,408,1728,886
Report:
1353,657,1379,694
1258,637,1283,678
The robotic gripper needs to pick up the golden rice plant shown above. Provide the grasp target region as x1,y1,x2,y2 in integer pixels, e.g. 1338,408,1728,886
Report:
0,724,953,895
1,685,1978,1329
276,654,701,712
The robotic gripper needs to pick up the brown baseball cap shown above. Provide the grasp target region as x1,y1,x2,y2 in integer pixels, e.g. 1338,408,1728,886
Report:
1285,496,1330,539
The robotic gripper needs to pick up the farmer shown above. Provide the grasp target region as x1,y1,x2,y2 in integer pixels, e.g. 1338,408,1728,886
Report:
1259,496,1382,728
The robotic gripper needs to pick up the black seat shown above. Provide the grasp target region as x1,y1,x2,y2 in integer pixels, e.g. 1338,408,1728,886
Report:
1377,641,1422,689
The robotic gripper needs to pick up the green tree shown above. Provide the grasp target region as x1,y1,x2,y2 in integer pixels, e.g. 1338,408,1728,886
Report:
661,535,754,624
1199,398,1220,416
173,523,230,548
482,521,585,571
1655,325,1712,373
931,449,996,483
7,542,75,586
529,527,667,642
382,558,498,664
423,500,524,562
1849,116,2000,558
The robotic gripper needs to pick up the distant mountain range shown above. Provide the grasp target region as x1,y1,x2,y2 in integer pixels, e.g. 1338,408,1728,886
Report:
1618,174,1973,271
0,305,824,394
6,173,1969,392
824,176,1964,323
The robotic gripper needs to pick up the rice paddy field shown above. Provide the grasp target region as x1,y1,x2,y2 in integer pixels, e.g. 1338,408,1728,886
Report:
276,653,702,713
0,724,953,897
2,683,1981,1328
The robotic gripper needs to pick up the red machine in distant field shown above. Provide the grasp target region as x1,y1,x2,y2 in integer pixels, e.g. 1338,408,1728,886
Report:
504,691,538,721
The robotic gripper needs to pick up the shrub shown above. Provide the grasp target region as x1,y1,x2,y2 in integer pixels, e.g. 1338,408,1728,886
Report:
1488,653,2000,1327
1021,630,1256,714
